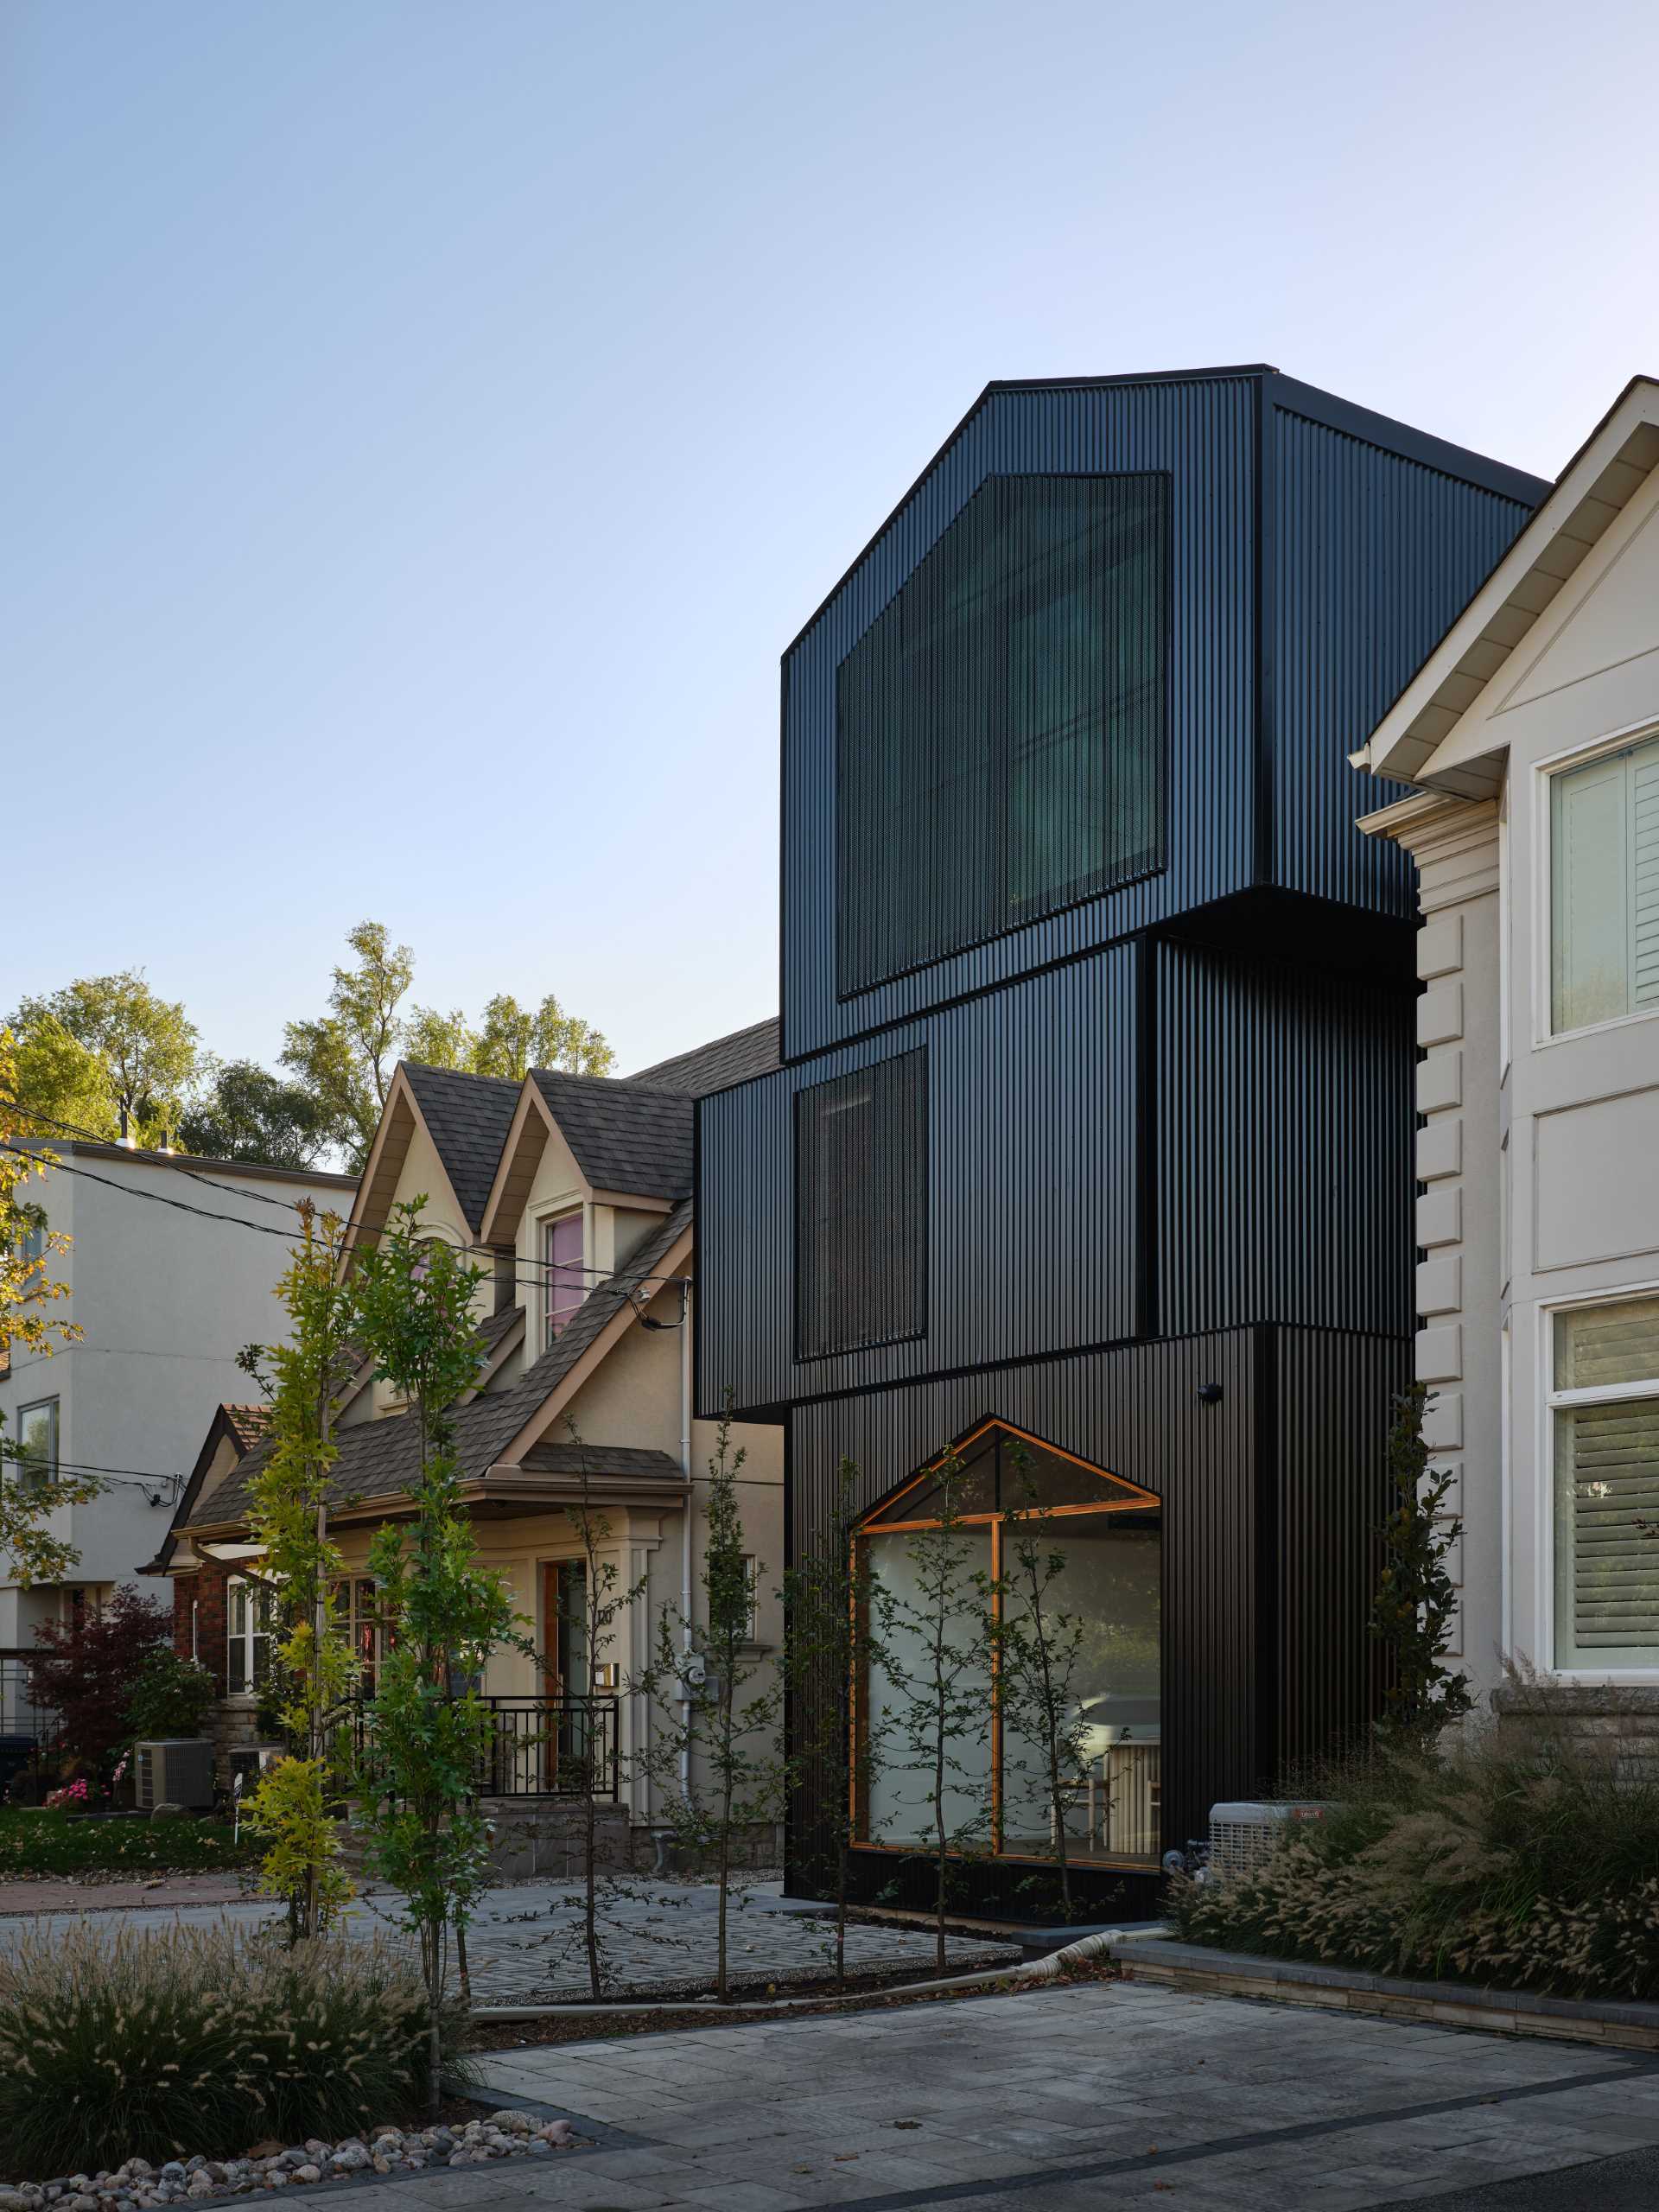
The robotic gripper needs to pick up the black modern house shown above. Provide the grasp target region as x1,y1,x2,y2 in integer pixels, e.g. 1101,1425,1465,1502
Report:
697,366,1547,1916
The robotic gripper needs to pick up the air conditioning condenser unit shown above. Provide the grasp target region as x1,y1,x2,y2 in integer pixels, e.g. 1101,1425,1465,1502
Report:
135,1739,216,1812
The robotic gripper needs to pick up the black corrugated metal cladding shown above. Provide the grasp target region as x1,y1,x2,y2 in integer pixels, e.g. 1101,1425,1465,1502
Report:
1154,938,1415,1341
1269,405,1534,915
699,950,1138,1418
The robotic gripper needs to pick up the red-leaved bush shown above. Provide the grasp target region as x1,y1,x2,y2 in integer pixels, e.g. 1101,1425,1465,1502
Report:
29,1587,173,1769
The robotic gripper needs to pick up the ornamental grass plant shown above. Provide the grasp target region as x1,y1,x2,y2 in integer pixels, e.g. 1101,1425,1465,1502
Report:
0,1921,474,2175
1171,1697,1659,2000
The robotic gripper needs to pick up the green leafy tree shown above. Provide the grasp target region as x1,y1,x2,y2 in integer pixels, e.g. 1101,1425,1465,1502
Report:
1371,1383,1475,1747
995,1445,1092,1919
10,971,200,1144
177,1059,333,1168
782,1458,881,1986
0,1027,94,1586
645,1407,785,2002
352,1199,518,2111
282,922,415,1171
238,1202,362,1939
284,925,615,1169
874,1455,995,1972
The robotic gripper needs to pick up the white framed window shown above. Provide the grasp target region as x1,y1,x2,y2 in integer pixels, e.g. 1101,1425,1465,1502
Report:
1548,729,1659,1035
1551,1294,1659,1669
15,1398,59,1496
542,1210,586,1346
226,1577,275,1695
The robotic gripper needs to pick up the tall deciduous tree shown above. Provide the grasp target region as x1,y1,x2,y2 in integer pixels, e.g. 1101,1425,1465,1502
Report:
0,1027,94,1587
178,1058,332,1168
282,921,415,1171
284,925,615,1170
353,1200,518,2111
10,971,200,1144
238,1201,361,1940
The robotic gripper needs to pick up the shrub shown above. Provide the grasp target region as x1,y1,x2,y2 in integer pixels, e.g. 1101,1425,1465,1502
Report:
126,1647,218,1742
0,1808,257,1875
28,1587,173,1768
0,1921,474,2173
1172,1711,1659,1999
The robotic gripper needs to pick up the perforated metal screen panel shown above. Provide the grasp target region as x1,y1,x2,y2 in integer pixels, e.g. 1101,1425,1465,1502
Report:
795,1050,927,1359
836,472,1170,997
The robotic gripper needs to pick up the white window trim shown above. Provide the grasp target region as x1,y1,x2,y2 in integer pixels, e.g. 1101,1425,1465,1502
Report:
1533,715,1659,1049
1538,1278,1659,1681
537,1201,588,1351
226,1573,275,1701
15,1396,59,1495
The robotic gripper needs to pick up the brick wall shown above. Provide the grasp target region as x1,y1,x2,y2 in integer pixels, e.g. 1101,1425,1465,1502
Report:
1492,1682,1659,1784
172,1565,232,1695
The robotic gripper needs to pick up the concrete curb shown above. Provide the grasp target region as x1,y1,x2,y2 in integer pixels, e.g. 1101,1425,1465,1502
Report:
1109,1936,1659,2050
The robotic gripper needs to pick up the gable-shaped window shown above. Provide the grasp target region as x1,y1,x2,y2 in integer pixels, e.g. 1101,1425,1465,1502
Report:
796,1051,926,1360
855,1420,1162,1867
836,473,1170,997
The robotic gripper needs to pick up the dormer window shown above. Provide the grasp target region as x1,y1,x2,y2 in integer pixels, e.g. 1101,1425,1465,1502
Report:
544,1211,586,1344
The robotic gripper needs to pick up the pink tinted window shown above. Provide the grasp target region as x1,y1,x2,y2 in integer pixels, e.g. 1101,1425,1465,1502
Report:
545,1212,586,1341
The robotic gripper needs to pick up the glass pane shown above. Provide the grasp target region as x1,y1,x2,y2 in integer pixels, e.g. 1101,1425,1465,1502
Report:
17,1402,56,1492
556,1560,588,1688
862,1527,993,1848
545,1213,585,1339
999,1520,1161,1864
229,1583,248,1638
1554,1395,1659,1666
1553,752,1630,1031
1555,1298,1659,1392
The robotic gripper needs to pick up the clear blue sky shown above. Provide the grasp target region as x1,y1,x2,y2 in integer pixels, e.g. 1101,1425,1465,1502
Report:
7,0,1658,1076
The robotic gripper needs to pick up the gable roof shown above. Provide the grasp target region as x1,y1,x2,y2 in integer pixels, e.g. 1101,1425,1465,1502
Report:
528,1071,695,1199
626,1017,782,1096
1357,376,1659,798
188,1199,692,1530
143,1402,274,1573
398,1062,524,1233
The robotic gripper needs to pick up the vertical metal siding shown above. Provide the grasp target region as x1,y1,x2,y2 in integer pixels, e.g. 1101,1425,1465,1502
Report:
1271,406,1535,917
699,949,1137,1417
783,377,1258,1058
1274,1327,1408,1770
1155,939,1415,1341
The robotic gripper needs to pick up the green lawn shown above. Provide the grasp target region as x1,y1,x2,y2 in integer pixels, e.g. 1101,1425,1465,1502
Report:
0,1806,258,1876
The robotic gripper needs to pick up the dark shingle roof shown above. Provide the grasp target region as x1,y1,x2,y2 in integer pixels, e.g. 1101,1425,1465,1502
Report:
191,1200,692,1529
626,1016,781,1097
530,1071,694,1198
518,1443,681,1479
400,1062,523,1233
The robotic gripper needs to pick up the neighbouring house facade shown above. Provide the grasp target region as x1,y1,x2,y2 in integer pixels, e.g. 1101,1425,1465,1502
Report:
696,365,1548,1915
151,1027,786,1861
1357,377,1659,1753
0,1141,355,1651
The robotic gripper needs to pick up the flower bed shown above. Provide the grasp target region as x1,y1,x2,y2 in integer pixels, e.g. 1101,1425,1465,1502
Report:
0,2111,583,2209
1171,1723,1659,2001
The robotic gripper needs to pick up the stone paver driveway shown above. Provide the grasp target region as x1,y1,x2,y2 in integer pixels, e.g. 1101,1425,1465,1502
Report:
0,1878,1014,2000
321,1979,1659,2212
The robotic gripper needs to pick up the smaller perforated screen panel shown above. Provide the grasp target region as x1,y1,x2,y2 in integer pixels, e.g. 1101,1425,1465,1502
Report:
795,1050,927,1359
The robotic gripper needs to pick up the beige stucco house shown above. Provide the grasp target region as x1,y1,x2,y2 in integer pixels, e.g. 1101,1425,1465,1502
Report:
152,1020,785,1859
1356,378,1659,1747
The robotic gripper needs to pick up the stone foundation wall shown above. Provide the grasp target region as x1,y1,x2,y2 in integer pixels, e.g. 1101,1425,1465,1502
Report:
1491,1681,1659,1783
480,1798,634,1880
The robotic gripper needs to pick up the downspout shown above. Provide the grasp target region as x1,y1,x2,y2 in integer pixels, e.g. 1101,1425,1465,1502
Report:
679,1275,693,1797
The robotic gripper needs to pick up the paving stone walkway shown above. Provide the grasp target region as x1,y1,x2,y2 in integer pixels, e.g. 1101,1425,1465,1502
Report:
0,1878,1016,2000
300,1979,1659,2211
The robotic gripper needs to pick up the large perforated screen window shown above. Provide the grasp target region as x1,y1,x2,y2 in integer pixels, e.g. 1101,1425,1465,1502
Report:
836,473,1169,996
795,1051,927,1359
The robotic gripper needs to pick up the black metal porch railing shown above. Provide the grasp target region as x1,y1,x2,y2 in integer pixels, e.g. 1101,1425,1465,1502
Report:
346,1694,620,1801
0,1649,60,1800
